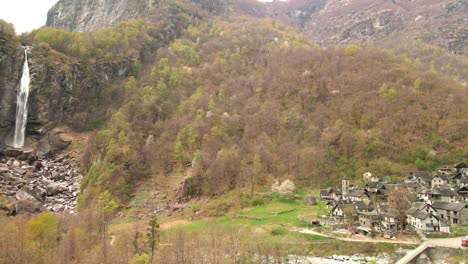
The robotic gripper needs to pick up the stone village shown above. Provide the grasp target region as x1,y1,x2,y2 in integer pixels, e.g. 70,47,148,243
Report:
320,162,468,236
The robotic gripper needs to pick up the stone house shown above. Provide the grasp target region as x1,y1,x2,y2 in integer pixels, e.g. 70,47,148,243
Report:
347,188,369,201
330,202,357,222
431,201,468,225
437,166,453,175
454,163,468,173
358,210,380,230
407,210,449,233
408,171,432,188
437,187,459,203
329,188,342,201
320,190,331,200
432,173,451,188
458,186,468,202
378,204,402,232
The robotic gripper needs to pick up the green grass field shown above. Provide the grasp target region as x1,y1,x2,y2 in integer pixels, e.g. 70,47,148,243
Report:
183,193,329,236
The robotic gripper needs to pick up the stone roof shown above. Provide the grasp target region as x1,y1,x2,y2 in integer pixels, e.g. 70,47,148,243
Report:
410,209,429,220
348,188,366,197
433,173,451,181
358,210,379,216
461,175,468,184
411,171,432,182
354,200,369,211
331,188,342,195
435,187,458,197
432,201,467,212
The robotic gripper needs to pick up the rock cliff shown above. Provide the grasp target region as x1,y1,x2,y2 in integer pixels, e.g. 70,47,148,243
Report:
0,45,133,146
0,48,24,145
46,0,157,32
45,0,467,54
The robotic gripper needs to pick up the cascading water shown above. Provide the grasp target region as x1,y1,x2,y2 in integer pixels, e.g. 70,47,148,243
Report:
12,48,30,148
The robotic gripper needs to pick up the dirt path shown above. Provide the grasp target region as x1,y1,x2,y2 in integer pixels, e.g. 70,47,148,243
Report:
109,235,116,246
293,228,420,245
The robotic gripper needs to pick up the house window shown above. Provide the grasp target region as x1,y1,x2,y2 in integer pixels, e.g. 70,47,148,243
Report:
454,219,458,224
454,211,457,216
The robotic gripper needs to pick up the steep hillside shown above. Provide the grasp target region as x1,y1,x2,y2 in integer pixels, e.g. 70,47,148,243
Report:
72,17,467,207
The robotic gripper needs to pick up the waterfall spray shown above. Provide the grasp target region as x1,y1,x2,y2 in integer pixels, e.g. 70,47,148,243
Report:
12,48,30,149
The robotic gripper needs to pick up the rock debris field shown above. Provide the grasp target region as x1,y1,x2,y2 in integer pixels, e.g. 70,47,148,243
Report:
0,148,82,214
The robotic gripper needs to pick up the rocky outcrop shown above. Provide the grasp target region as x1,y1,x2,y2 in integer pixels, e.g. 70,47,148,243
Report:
46,0,158,32
0,148,82,214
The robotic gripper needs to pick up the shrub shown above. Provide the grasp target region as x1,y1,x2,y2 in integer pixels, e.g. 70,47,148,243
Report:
250,196,266,206
191,204,201,213
271,226,288,235
129,253,149,264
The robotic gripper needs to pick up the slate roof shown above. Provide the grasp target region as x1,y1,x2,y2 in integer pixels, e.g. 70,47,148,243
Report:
348,188,367,197
378,204,399,218
432,201,467,212
409,209,429,220
320,190,329,197
358,210,379,216
461,175,468,184
411,171,432,181
331,188,342,195
435,187,458,197
454,162,467,169
354,200,370,211
433,173,451,181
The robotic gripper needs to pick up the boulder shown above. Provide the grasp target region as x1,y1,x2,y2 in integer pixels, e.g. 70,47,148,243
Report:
15,200,42,214
3,149,23,158
46,182,67,196
16,190,39,202
24,186,46,202
303,196,317,206
51,171,65,181
17,150,35,161
12,167,27,175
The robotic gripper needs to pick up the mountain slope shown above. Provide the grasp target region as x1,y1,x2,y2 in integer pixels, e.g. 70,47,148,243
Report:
45,0,468,54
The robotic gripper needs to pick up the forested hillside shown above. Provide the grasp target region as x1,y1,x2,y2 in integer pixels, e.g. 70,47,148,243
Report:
29,16,467,206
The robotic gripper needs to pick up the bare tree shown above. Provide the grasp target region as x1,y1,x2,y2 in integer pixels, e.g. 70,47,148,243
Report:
387,187,415,232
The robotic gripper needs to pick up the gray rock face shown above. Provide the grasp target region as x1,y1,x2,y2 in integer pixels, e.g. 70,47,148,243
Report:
46,0,156,32
0,48,25,144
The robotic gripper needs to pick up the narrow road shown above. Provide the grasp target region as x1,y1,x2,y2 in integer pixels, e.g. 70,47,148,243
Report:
294,228,420,245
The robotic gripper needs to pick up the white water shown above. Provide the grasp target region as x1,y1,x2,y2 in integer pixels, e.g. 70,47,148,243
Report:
12,49,30,149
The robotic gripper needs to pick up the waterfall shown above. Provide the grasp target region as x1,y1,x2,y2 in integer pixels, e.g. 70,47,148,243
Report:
12,48,30,149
